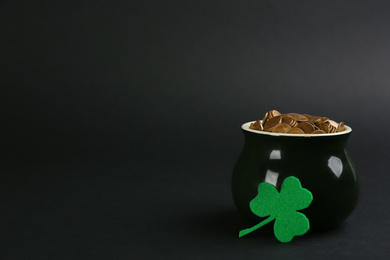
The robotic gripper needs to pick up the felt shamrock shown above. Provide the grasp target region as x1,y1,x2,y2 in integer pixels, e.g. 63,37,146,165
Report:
239,176,313,243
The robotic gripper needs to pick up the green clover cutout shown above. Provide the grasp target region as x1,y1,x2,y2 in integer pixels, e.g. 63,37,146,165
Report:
239,176,313,243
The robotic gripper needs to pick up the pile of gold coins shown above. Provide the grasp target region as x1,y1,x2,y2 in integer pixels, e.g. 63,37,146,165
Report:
249,110,346,134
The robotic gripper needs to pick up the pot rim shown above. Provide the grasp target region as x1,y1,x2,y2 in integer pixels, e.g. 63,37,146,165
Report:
242,121,352,137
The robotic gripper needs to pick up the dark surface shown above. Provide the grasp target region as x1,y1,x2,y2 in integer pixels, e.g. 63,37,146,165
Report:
2,1,390,259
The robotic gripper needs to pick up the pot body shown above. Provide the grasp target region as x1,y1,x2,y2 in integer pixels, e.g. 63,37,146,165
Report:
232,126,359,231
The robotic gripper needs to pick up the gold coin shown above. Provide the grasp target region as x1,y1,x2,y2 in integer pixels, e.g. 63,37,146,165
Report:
266,111,273,120
337,122,345,132
317,122,329,133
253,110,347,135
269,110,281,118
304,114,321,123
288,113,309,122
286,127,305,134
263,116,282,130
262,112,269,125
271,123,291,133
311,129,326,134
306,121,317,127
312,123,320,130
250,120,263,131
279,114,289,120
308,121,321,132
282,116,298,127
297,121,316,134
320,117,329,123
329,120,338,128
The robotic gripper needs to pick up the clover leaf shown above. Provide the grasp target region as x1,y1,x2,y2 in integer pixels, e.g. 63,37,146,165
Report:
239,176,313,243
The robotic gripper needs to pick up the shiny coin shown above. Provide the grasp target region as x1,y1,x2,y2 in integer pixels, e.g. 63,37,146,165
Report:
254,110,348,135
307,122,321,132
297,122,316,134
286,127,305,134
311,129,326,134
250,120,263,131
312,123,320,130
271,123,291,133
269,110,281,118
337,122,345,132
282,116,298,127
306,121,317,128
304,114,321,123
262,112,269,125
329,120,338,128
264,116,282,130
288,113,309,122
320,117,329,123
317,122,329,133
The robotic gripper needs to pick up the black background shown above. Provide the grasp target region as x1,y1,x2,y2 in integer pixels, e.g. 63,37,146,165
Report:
2,1,390,259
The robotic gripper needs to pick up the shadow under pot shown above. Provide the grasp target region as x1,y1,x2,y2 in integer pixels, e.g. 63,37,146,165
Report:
232,122,359,231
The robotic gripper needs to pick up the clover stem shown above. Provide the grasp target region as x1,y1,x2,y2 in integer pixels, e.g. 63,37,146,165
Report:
238,216,275,238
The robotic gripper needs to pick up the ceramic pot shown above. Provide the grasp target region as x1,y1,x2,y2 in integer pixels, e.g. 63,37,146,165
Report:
232,122,359,231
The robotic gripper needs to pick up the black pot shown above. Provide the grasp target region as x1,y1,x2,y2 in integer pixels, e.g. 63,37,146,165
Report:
232,122,359,231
